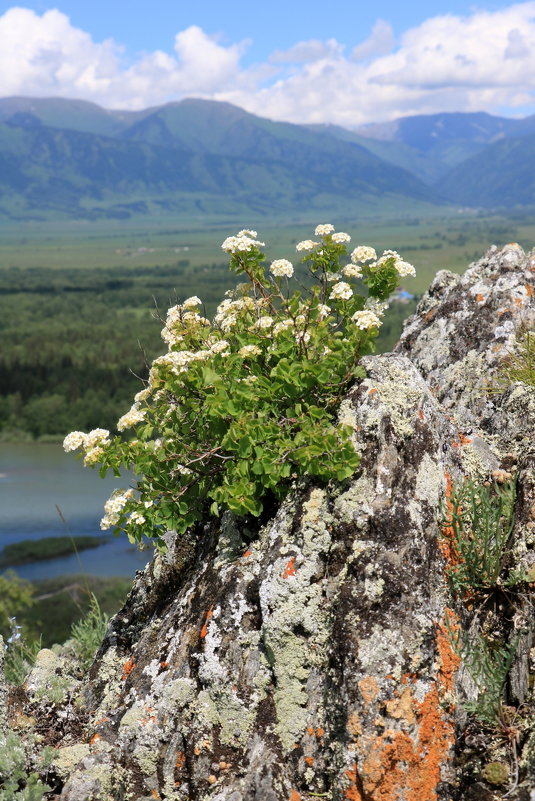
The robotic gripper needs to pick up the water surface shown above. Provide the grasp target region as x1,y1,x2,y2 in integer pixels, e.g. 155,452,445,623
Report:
0,442,150,579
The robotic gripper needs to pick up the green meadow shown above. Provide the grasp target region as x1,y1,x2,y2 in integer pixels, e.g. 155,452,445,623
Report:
1,210,533,440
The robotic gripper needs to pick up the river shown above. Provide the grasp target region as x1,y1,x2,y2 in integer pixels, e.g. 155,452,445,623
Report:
0,442,151,580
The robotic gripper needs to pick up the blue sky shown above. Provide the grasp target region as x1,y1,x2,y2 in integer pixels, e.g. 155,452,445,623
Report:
0,1,534,125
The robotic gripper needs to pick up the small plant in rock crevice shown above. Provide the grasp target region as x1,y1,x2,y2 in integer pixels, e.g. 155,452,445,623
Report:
63,224,415,547
440,477,518,596
487,326,535,393
69,593,109,671
441,474,533,786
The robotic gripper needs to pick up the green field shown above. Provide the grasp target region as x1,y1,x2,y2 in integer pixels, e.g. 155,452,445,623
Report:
1,210,533,440
0,210,531,288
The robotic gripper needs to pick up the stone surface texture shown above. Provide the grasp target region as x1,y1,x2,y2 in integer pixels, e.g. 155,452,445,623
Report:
6,246,535,801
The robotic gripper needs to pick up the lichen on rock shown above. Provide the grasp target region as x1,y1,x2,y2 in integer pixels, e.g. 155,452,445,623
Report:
4,244,534,801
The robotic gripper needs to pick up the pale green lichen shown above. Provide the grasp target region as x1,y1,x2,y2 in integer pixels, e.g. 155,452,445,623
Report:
25,649,78,704
334,472,374,526
356,624,428,681
361,360,424,439
458,438,500,480
52,744,90,778
163,677,197,708
258,488,333,751
415,453,443,507
118,704,161,776
214,511,246,570
407,317,451,374
364,563,385,602
89,646,124,715
191,687,257,747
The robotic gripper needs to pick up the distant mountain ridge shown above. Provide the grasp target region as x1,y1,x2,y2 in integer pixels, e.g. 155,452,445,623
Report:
354,111,535,199
0,96,440,221
0,96,533,219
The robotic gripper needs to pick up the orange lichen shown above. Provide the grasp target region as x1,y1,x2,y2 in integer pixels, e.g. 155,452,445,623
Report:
93,717,109,727
200,607,213,639
304,756,315,766
160,661,169,670
526,284,534,296
347,712,362,737
345,762,364,800
475,293,485,302
358,676,379,706
354,686,454,801
121,658,136,680
282,556,296,578
514,296,524,306
306,726,315,736
458,432,472,445
243,549,252,558
151,791,160,800
385,686,416,725
90,733,101,745
175,751,186,770
346,612,460,801
368,388,378,396
417,409,425,421
289,791,301,801
437,609,461,697
316,727,325,737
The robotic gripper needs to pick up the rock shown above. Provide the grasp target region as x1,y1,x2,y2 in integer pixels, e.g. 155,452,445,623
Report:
10,245,535,800
24,647,80,705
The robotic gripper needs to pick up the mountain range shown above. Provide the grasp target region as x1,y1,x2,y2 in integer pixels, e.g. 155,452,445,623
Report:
0,96,534,221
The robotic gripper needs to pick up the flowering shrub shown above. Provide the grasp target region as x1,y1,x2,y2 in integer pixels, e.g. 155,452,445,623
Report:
64,225,415,547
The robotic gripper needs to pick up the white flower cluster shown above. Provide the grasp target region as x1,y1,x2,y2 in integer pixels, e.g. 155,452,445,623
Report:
273,319,294,336
151,336,234,380
342,263,363,279
209,339,231,353
117,404,146,431
63,428,110,453
101,488,135,530
161,302,210,347
239,344,262,357
365,298,389,317
63,431,87,452
296,239,319,252
352,310,382,330
222,231,265,254
331,232,351,244
269,259,294,278
329,282,353,301
351,246,376,263
312,225,349,243
214,296,255,327
183,296,202,308
256,316,274,329
84,446,105,466
376,249,416,277
296,331,311,345
395,260,417,277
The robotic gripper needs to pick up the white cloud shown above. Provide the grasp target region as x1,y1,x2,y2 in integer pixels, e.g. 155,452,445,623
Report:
352,20,395,62
270,39,344,64
1,4,535,125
